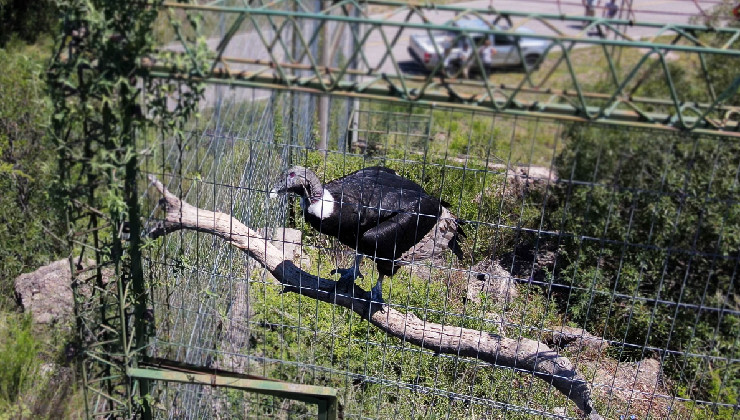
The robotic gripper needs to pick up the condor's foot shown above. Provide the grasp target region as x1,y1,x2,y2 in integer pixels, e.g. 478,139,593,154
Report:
331,255,364,290
331,266,363,289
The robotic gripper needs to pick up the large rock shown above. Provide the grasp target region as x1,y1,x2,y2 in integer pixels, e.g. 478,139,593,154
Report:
14,259,76,325
14,259,106,326
507,165,557,185
587,357,670,418
466,260,518,304
270,227,303,261
264,227,311,269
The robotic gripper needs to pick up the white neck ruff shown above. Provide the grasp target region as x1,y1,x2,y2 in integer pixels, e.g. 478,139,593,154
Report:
301,189,335,219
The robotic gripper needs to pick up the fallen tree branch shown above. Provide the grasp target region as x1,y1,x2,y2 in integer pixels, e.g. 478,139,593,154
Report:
147,175,602,419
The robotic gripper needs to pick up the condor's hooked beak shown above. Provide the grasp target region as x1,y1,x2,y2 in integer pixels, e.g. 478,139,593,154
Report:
269,181,286,199
269,168,306,199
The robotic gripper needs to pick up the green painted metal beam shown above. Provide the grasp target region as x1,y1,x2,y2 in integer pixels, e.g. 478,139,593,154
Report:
128,367,339,420
154,1,740,136
162,1,740,55
144,67,740,137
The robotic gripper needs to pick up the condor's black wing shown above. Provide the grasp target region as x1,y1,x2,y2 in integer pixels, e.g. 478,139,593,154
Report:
325,166,441,256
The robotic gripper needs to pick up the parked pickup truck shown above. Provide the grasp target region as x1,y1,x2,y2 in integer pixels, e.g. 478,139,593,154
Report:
408,17,551,76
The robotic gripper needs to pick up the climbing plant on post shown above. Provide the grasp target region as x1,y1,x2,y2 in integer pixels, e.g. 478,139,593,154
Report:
48,1,205,417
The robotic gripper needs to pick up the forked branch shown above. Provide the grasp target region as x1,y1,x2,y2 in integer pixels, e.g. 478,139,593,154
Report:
148,175,602,419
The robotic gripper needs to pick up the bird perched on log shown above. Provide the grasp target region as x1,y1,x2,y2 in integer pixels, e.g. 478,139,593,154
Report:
269,165,465,303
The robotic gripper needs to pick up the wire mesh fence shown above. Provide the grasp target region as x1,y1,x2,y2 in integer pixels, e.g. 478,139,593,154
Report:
140,83,739,418
51,1,740,418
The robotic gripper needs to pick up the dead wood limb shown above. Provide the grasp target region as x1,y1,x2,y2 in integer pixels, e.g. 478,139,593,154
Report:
147,175,603,419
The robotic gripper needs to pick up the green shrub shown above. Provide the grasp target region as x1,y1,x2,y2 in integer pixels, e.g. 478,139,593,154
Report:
0,0,57,47
550,123,739,404
0,314,41,407
0,47,65,309
691,1,740,107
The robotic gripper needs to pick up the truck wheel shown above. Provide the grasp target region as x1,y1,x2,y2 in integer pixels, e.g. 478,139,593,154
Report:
444,62,462,78
524,54,541,70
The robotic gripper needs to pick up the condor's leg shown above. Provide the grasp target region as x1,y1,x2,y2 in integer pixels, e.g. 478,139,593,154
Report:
370,274,385,304
331,254,364,287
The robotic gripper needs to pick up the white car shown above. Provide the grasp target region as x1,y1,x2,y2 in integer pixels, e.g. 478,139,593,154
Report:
408,17,551,76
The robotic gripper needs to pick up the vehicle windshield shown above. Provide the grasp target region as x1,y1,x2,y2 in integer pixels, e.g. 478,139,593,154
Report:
441,33,475,48
494,33,515,46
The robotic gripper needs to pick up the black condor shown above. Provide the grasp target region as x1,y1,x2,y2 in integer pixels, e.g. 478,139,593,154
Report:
270,166,465,303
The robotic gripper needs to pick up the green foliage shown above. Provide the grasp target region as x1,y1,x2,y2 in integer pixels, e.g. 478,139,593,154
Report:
631,60,710,108
700,13,740,107
0,46,64,308
357,102,558,167
0,314,40,406
0,0,58,46
0,32,87,420
47,1,209,417
0,311,83,420
692,0,740,107
547,7,740,404
550,123,739,404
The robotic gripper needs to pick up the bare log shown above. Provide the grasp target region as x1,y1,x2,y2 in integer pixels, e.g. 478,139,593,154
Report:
147,175,603,419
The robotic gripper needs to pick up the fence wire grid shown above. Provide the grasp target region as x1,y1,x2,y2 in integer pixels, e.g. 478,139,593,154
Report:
139,85,738,419
63,1,739,419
